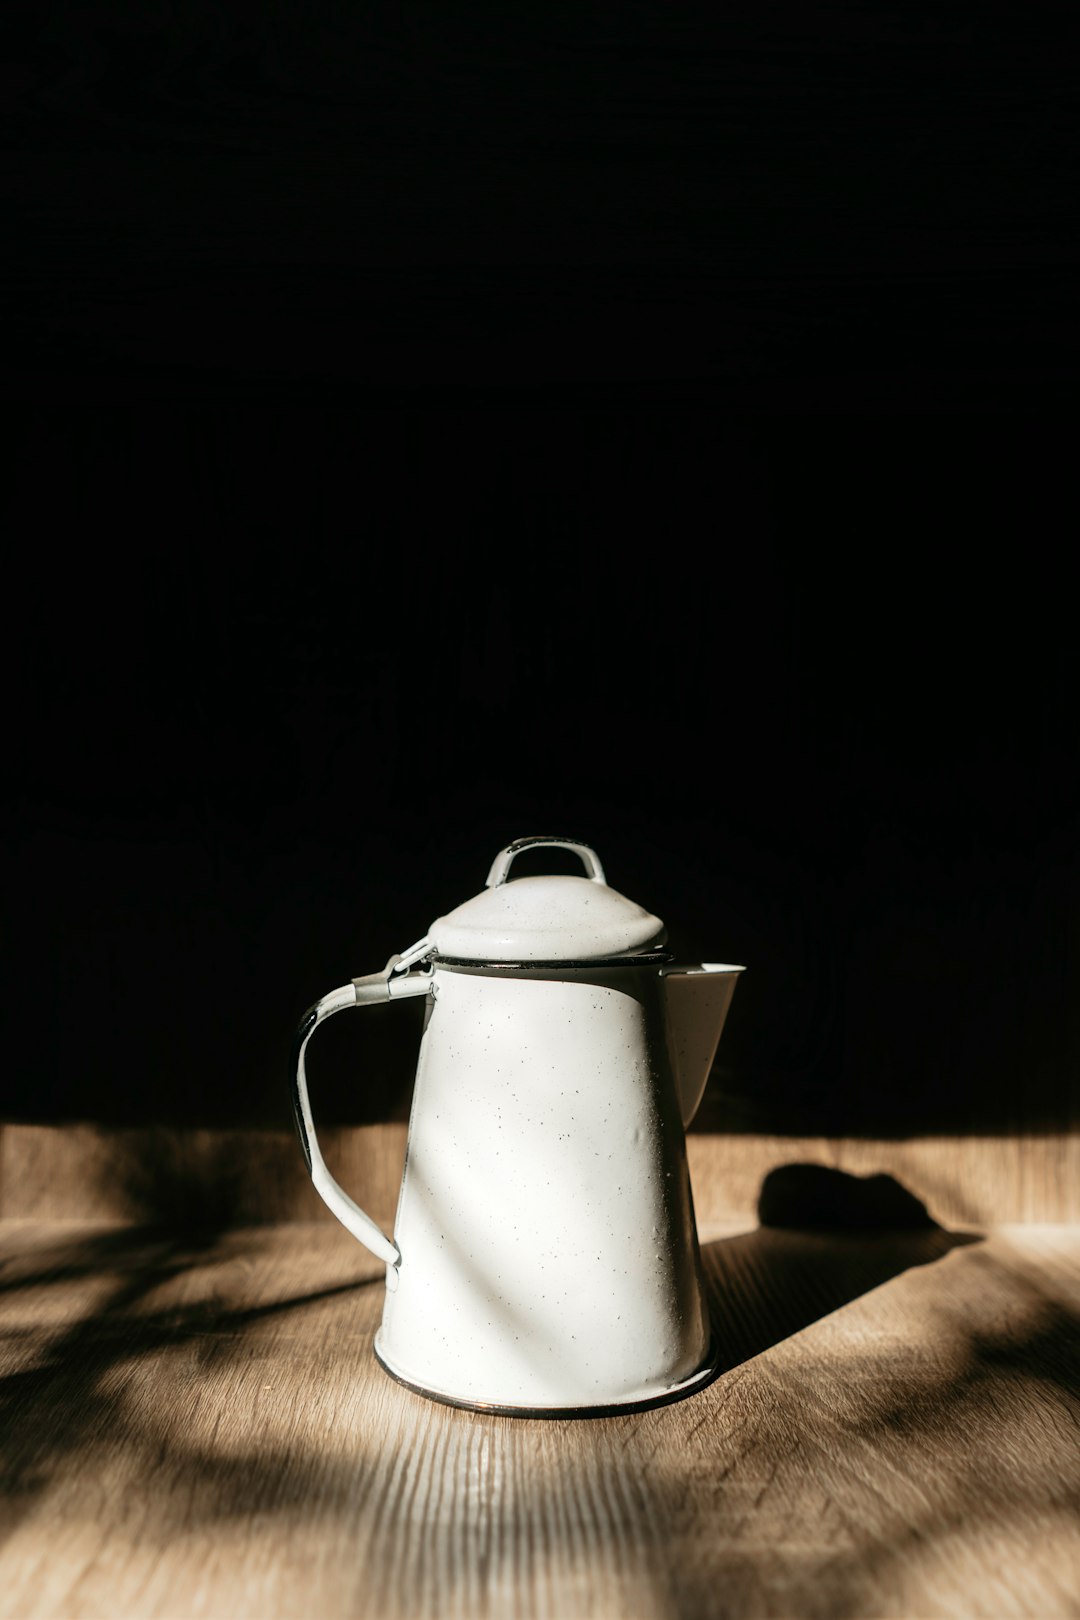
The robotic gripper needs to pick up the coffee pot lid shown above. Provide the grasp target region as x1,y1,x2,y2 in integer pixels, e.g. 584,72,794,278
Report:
427,837,666,964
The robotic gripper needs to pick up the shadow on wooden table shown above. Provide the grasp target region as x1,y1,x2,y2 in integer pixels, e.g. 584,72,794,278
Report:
702,1164,982,1375
1,1168,1079,1620
0,1222,380,1546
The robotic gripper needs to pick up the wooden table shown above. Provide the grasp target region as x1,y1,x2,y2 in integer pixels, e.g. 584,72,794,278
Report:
2,1212,1078,1618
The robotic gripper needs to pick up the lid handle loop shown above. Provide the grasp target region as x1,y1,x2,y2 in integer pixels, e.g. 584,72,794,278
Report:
485,837,607,889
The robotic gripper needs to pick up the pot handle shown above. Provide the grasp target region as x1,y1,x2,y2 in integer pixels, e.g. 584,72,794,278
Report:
290,950,433,1266
486,836,606,887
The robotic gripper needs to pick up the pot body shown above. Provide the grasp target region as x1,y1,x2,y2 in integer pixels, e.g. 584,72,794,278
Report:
375,962,712,1411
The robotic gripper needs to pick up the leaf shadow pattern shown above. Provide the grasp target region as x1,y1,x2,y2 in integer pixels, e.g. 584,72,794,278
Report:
0,1221,380,1549
701,1165,981,1375
0,1217,675,1617
3,1160,1079,1620
670,1245,1080,1620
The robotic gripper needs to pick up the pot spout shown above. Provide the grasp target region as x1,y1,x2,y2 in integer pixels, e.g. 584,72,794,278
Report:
663,964,744,1127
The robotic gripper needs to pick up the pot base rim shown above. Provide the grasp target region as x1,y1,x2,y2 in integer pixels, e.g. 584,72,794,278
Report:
373,1334,722,1419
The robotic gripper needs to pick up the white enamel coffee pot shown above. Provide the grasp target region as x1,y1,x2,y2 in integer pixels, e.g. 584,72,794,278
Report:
290,836,743,1415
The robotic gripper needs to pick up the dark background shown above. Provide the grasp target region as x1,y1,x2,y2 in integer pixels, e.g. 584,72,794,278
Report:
3,0,1077,1141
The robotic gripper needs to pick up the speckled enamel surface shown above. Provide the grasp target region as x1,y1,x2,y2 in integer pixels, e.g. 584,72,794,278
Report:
429,874,665,962
376,966,711,1409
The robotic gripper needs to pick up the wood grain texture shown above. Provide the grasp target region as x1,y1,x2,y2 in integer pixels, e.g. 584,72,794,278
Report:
3,1123,1078,1227
1,1217,1078,1618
